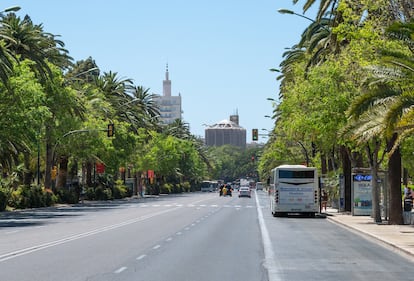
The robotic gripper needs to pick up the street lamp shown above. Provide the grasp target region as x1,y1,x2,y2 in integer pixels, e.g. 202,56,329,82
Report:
277,8,330,31
277,8,316,23
3,6,20,13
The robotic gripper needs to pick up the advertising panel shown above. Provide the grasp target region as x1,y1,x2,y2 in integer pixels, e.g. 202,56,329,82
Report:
352,174,372,216
279,185,315,210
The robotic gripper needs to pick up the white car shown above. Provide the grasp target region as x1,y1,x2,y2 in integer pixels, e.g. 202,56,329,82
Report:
239,186,251,198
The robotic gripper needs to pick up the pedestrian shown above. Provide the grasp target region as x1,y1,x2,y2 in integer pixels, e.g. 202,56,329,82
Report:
321,190,328,212
404,188,413,212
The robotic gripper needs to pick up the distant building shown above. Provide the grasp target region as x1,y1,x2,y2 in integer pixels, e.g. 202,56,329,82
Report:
153,65,182,124
205,114,246,148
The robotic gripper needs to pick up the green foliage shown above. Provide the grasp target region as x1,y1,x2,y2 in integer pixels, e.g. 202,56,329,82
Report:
207,145,262,182
9,186,57,209
160,183,173,194
113,180,128,199
94,187,113,201
0,187,8,211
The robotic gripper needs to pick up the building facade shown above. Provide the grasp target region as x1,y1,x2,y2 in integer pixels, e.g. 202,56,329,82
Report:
153,65,182,124
205,115,246,148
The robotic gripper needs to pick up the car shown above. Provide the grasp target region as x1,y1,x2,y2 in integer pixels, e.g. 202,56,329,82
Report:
239,186,251,198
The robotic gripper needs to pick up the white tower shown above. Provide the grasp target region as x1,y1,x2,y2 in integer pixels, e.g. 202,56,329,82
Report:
163,64,171,97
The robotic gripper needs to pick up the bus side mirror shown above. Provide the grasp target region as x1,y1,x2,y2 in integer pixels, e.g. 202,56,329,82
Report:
267,177,270,185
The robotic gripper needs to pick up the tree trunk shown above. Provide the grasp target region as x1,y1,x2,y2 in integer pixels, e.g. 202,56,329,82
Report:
340,146,352,212
387,134,403,225
56,156,69,189
23,152,33,186
321,154,327,175
44,141,53,189
368,140,381,223
86,161,93,187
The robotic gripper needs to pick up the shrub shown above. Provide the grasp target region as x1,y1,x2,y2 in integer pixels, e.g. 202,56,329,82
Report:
160,183,172,194
57,188,78,204
94,187,112,200
9,186,58,209
113,180,127,199
84,187,96,200
182,181,191,192
0,187,8,211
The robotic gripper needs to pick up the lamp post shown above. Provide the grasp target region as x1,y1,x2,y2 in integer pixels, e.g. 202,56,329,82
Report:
277,8,330,31
3,6,20,13
278,8,316,23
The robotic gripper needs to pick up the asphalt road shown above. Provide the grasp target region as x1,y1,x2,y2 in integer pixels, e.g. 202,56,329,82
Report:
1,190,414,281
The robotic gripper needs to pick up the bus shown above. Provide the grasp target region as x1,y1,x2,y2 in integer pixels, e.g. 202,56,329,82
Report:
200,180,218,192
269,165,319,217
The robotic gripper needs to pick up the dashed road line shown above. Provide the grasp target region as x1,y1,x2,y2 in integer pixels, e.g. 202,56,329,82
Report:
136,254,146,260
114,267,127,274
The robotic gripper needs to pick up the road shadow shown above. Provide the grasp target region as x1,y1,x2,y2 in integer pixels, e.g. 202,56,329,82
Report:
0,193,192,228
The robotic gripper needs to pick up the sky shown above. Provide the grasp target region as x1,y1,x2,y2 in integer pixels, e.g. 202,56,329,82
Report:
3,0,315,142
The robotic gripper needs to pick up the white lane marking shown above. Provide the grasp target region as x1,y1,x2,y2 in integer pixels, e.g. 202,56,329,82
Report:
5,230,19,234
136,254,146,260
255,191,283,281
114,267,127,274
176,232,182,235
153,245,161,250
0,207,182,263
166,237,173,242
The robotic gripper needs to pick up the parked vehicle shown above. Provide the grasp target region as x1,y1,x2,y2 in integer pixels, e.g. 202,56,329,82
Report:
269,165,319,217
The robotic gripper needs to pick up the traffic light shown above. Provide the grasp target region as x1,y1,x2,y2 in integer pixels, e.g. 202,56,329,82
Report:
107,123,115,137
252,128,258,141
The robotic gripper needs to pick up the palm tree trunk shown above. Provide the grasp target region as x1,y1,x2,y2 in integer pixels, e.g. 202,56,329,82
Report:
367,140,381,223
387,133,403,224
340,146,352,212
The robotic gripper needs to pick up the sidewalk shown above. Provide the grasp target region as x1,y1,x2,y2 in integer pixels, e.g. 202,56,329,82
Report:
325,208,414,259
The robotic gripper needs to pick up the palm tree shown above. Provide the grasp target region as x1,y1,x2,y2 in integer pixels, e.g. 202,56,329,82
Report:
123,86,160,132
0,14,71,80
0,12,74,188
347,20,414,224
164,119,191,140
294,0,337,21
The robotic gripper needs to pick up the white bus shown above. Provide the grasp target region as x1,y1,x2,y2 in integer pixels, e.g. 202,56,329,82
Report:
200,180,218,192
269,165,319,217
